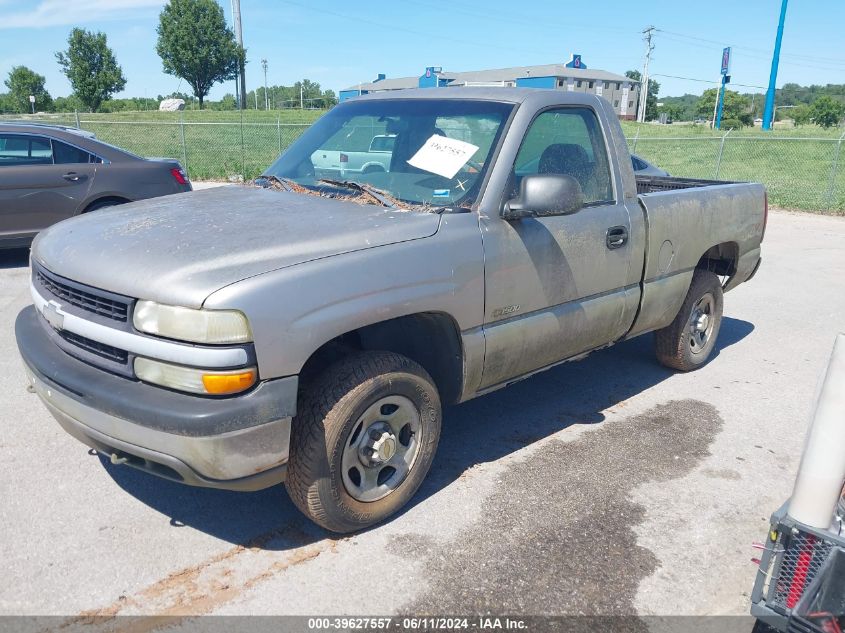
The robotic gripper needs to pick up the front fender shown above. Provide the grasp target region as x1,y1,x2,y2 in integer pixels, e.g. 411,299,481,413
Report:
202,213,485,379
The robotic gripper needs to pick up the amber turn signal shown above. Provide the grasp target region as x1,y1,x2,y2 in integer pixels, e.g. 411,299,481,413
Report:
202,370,257,395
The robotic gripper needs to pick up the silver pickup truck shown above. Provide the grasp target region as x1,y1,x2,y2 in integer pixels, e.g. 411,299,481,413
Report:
15,88,766,533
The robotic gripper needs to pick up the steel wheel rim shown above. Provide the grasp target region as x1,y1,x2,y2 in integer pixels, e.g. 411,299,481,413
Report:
688,293,715,355
341,395,422,502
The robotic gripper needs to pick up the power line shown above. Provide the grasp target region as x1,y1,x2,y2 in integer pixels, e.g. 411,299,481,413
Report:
656,28,845,70
651,73,767,90
279,0,565,60
403,0,637,36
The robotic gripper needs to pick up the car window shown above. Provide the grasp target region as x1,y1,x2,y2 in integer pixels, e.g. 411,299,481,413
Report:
368,135,395,152
632,156,647,171
512,107,614,205
0,134,53,166
53,139,97,164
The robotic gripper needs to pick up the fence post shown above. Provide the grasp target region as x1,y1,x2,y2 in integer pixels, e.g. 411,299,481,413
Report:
277,115,282,155
239,107,246,180
714,129,732,179
632,128,640,153
75,110,80,129
826,132,845,211
179,113,189,178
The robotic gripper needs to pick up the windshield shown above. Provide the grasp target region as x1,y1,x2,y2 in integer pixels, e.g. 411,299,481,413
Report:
263,99,514,208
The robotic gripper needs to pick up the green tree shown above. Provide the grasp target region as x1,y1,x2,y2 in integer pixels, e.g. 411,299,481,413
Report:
657,103,684,122
53,94,82,112
4,66,52,113
808,95,845,129
56,28,126,112
0,93,16,113
696,88,751,125
156,0,244,109
626,70,660,120
791,104,812,126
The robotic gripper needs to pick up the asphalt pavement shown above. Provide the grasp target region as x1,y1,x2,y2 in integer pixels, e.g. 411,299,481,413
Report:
1,208,843,623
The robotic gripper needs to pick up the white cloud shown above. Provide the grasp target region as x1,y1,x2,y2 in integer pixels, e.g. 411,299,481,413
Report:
0,0,167,29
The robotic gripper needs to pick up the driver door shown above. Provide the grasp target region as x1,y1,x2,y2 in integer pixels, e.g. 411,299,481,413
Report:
479,106,639,389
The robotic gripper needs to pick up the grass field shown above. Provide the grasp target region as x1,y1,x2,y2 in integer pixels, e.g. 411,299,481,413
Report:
3,110,842,212
621,122,845,212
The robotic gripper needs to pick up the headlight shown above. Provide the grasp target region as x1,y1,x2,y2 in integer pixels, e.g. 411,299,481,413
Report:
135,357,257,395
133,300,252,344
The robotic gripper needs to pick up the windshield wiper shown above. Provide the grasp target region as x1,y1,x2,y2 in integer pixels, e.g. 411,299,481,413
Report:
260,175,300,192
317,179,400,208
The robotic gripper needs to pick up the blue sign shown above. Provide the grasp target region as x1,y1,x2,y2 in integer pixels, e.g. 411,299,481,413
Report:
565,54,586,69
721,47,731,76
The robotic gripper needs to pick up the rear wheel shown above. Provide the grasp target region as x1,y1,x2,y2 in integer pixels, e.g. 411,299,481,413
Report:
285,351,441,533
655,269,724,371
84,198,126,213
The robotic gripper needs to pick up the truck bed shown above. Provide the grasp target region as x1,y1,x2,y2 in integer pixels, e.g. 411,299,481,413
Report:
636,175,738,194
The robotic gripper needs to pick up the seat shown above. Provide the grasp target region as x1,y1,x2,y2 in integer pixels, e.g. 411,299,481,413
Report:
538,143,595,196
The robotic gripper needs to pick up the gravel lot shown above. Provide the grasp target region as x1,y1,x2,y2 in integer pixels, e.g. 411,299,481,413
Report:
1,208,843,622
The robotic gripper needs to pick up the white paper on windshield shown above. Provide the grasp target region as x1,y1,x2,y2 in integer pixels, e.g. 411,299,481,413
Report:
407,135,479,179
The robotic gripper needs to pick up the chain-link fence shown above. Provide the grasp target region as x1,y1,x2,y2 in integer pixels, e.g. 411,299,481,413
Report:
3,112,844,212
629,132,845,212
2,112,312,182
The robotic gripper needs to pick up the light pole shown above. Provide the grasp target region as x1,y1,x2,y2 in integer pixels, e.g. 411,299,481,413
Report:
261,59,269,110
763,0,789,131
231,0,246,110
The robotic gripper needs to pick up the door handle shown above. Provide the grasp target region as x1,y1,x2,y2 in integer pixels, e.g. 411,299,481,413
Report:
606,226,628,250
62,172,84,182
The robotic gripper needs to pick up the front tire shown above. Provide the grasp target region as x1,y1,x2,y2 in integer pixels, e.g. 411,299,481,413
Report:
655,269,724,371
285,351,441,533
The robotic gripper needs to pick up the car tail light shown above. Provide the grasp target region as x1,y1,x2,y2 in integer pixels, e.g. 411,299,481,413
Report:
170,166,188,185
339,153,349,164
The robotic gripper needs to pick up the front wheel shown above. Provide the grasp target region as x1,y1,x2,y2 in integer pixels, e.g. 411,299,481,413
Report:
285,351,441,533
655,269,724,371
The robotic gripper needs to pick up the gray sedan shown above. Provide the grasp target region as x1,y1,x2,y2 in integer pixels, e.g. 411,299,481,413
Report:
0,123,191,249
631,153,670,177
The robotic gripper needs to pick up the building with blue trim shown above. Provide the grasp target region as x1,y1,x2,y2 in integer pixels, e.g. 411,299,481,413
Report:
339,56,641,119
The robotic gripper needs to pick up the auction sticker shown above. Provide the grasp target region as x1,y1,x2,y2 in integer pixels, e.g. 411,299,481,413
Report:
408,135,479,179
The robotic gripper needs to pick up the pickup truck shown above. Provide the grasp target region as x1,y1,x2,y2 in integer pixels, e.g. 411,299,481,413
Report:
310,133,395,178
15,88,766,533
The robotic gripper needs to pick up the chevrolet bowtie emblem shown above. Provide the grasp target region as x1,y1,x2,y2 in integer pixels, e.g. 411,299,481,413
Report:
43,301,65,331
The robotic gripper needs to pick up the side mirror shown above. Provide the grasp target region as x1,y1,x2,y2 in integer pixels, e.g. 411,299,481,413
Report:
502,174,585,220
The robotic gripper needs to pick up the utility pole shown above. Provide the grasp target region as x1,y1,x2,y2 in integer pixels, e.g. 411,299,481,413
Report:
763,0,788,131
231,0,247,110
300,83,304,109
261,58,269,110
637,26,655,123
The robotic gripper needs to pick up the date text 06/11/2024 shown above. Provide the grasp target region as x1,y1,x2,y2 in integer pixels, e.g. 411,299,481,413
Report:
306,617,529,630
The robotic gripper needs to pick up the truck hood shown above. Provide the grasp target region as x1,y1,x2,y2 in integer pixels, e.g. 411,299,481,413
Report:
32,186,441,308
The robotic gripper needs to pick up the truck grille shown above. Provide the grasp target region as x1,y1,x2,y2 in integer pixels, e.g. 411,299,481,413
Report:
58,330,129,365
36,267,129,322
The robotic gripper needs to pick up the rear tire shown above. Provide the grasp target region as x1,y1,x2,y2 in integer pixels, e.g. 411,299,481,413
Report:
655,269,724,371
84,199,125,213
285,351,441,533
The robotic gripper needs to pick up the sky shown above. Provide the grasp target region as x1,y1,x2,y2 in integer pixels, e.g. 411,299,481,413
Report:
1,0,844,103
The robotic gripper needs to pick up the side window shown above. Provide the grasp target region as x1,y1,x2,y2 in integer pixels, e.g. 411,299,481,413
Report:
512,107,614,205
53,139,94,164
0,134,53,166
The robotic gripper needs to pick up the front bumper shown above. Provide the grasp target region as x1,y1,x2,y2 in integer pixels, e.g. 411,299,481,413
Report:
16,305,297,491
